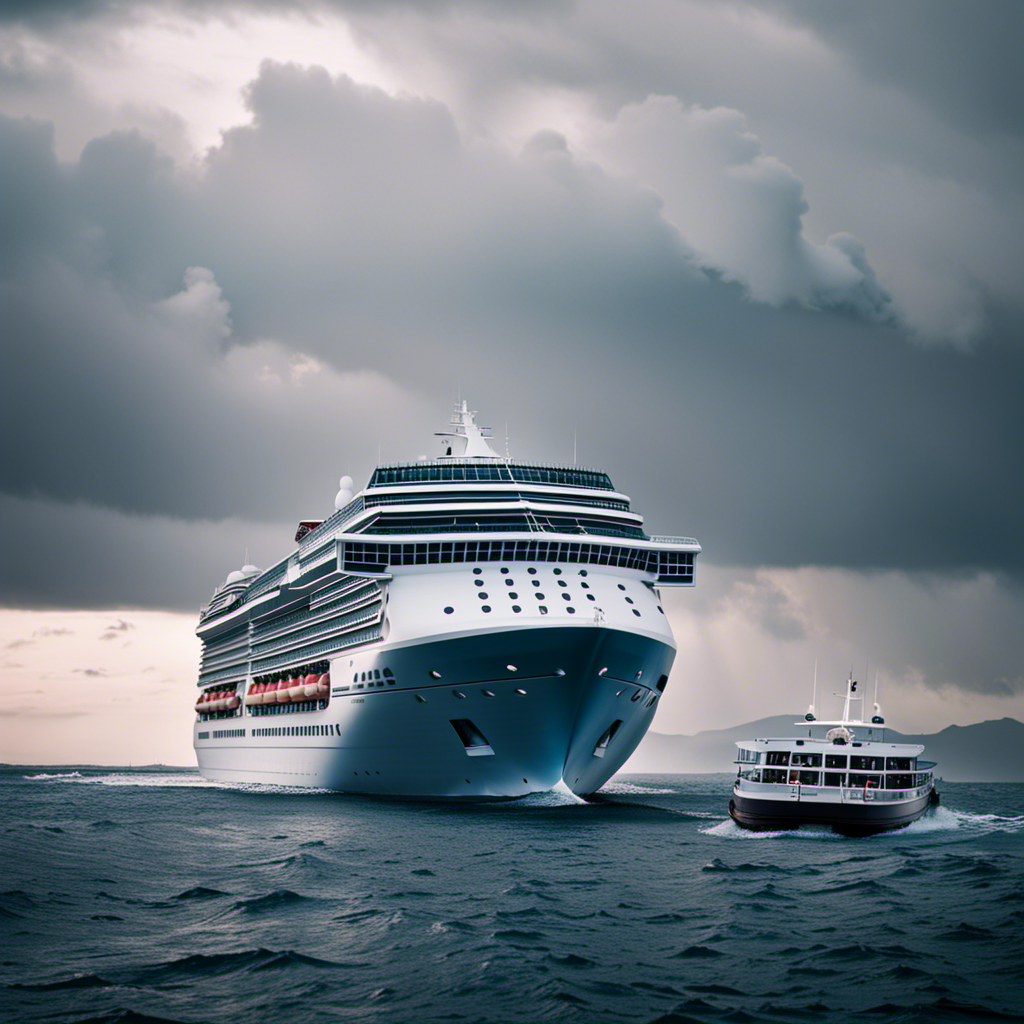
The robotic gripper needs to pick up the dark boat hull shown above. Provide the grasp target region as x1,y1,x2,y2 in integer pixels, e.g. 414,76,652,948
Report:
729,790,937,837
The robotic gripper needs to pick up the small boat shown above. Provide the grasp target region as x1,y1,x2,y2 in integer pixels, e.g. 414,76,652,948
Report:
729,671,939,836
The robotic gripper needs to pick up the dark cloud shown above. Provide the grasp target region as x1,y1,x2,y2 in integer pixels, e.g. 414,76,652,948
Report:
1,59,1022,620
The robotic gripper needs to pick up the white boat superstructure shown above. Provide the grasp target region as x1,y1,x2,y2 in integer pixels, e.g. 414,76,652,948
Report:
193,402,700,797
729,673,939,834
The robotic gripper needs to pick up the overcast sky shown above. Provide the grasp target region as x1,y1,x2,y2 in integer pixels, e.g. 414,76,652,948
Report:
1,0,1022,764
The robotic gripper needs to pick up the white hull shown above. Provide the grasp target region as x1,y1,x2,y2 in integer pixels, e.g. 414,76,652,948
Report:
195,622,674,797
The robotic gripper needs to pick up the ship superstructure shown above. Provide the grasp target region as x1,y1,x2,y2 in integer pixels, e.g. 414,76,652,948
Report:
193,402,700,797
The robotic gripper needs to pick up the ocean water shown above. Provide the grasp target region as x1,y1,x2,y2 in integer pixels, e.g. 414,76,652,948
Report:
1,769,1022,1024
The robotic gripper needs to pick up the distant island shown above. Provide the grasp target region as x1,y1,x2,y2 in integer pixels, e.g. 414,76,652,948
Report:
623,716,1024,783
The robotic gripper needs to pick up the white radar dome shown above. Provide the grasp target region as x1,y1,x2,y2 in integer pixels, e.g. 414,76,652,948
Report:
241,564,260,576
339,475,354,490
225,569,246,584
335,473,354,509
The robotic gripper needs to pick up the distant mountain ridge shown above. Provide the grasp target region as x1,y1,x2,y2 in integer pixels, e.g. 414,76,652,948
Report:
623,716,1024,782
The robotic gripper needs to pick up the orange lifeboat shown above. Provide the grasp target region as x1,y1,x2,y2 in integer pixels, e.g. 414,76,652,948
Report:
275,675,290,704
226,690,240,711
302,672,319,699
286,670,305,701
316,673,330,699
245,682,260,707
194,692,206,714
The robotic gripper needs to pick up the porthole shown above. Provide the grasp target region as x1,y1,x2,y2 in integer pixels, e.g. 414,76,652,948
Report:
567,607,575,614
528,567,537,575
555,668,565,676
514,688,527,695
581,582,590,589
657,606,664,614
632,609,641,617
473,568,482,575
453,690,466,699
558,580,567,588
625,597,634,604
586,594,596,601
532,580,541,587
474,580,484,587
481,605,492,613
535,592,545,600
512,605,522,613
562,593,571,601
501,567,510,575
631,689,642,701
415,694,428,703
482,689,495,698
578,570,588,577
444,606,454,614
429,670,442,679
538,606,548,614
553,568,562,575
598,668,608,676
617,584,626,591
507,664,518,672
509,592,518,599
478,592,489,599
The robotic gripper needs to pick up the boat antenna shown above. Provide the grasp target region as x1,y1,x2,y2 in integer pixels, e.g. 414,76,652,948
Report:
805,656,817,721
505,422,510,460
573,426,577,465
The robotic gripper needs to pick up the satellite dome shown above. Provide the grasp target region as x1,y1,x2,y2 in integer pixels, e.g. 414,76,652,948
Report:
225,569,246,584
241,564,260,576
339,475,354,490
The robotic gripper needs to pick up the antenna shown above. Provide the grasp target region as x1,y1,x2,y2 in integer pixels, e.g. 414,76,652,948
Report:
505,422,510,459
573,426,577,465
805,656,817,721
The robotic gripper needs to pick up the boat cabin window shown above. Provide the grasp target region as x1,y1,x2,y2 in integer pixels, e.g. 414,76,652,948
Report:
765,751,790,766
849,773,882,789
825,753,847,769
851,755,884,771
737,748,760,764
790,752,821,767
823,772,844,787
886,773,915,789
885,757,912,771
796,770,820,785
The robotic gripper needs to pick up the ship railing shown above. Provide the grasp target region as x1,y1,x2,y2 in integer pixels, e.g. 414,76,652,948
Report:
363,492,632,513
648,535,702,547
359,522,648,541
298,497,366,553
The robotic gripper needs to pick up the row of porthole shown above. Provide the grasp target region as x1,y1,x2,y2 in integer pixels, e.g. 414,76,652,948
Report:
415,686,529,704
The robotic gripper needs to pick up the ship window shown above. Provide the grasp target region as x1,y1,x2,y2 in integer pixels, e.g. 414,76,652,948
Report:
553,568,562,575
507,664,517,672
632,609,641,617
823,772,844,787
452,690,466,699
501,567,509,574
581,582,590,589
473,568,482,575
383,668,393,677
657,606,664,613
374,670,380,680
481,605,491,613
558,580,568,588
567,607,575,614
579,570,588,576
538,606,548,614
532,580,541,587
766,751,790,766
618,584,626,591
825,754,847,769
528,567,537,574
508,592,518,599
514,688,527,695
586,594,595,601
631,689,643,702
444,606,454,614
352,674,357,682
429,670,442,679
562,593,571,601
478,592,488,599
475,580,484,587
505,579,515,587
415,694,427,703
625,597,634,604
482,690,495,698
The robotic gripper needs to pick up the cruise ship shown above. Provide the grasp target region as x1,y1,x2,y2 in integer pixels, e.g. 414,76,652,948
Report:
193,402,700,798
